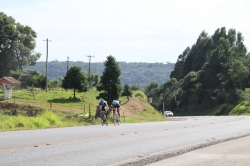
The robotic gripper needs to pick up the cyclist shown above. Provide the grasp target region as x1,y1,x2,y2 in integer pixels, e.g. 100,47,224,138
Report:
99,99,108,111
99,99,108,118
111,100,121,120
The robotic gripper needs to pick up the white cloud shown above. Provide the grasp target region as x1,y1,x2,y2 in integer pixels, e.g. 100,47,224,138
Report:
1,0,250,63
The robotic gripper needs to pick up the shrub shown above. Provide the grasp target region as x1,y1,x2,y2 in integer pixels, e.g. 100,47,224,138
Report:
43,111,63,126
134,91,146,99
214,104,233,115
230,101,250,115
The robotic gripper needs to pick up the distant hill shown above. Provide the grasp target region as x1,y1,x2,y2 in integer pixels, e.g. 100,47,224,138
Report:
23,61,175,88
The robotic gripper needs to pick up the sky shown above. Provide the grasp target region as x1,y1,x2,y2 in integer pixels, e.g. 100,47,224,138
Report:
1,0,250,63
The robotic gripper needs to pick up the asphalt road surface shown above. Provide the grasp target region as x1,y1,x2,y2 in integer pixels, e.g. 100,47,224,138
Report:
147,134,250,166
1,116,250,166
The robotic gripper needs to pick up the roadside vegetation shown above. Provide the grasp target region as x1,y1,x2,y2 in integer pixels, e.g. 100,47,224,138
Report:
0,88,165,131
145,27,250,116
2,13,250,133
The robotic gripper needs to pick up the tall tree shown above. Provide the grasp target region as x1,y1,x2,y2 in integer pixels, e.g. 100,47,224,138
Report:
148,27,250,114
13,23,41,70
26,72,46,89
228,59,249,90
0,12,17,77
0,12,40,77
88,73,100,88
121,84,133,101
145,80,158,96
62,66,88,98
96,55,122,104
170,47,190,80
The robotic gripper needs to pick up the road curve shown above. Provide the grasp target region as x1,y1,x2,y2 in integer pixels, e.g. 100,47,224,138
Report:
147,134,250,166
0,116,250,166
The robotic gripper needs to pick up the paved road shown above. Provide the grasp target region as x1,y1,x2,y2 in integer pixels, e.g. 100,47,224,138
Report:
0,116,250,166
147,134,250,166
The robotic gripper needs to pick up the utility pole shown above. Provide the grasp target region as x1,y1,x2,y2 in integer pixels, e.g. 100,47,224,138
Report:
67,56,70,71
43,38,52,92
86,55,95,79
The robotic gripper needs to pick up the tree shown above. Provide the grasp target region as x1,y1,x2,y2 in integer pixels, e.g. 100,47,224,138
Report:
145,80,158,95
121,84,133,101
51,80,60,89
13,23,41,70
0,12,17,77
88,73,100,88
147,27,250,114
0,12,40,77
228,59,249,89
130,84,141,90
96,55,122,104
62,66,88,98
26,72,46,89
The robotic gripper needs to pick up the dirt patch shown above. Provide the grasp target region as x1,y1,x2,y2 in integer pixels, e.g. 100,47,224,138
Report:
0,97,148,117
0,100,83,114
120,97,147,117
0,101,44,116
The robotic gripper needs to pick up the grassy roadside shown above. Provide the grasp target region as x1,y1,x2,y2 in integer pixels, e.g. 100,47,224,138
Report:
0,88,165,131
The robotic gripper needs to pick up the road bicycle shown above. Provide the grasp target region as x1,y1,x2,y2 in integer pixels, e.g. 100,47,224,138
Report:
100,111,108,126
113,109,119,126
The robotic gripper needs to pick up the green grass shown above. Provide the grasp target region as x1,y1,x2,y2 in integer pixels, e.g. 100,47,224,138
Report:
134,90,147,99
0,88,166,131
11,88,99,110
229,101,250,115
1,88,100,115
0,110,62,131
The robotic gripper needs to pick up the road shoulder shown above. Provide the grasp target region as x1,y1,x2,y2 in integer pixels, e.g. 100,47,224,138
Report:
147,135,250,166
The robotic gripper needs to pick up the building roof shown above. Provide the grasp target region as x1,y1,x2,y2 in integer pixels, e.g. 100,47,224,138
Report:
0,77,21,84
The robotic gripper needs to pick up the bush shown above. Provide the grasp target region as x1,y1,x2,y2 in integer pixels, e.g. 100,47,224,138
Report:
230,101,250,115
43,111,63,126
214,104,233,115
134,91,146,99
0,110,63,130
33,117,50,128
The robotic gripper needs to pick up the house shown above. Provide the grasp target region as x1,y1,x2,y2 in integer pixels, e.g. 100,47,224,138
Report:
0,77,21,90
19,71,32,88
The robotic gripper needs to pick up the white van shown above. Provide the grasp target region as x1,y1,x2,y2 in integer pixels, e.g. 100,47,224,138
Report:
164,111,174,117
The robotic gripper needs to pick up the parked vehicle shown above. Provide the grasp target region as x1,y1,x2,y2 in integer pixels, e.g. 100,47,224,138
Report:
164,111,174,117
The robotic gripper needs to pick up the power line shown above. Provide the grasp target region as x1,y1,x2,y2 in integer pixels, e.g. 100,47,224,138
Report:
67,56,70,71
43,38,52,92
86,55,95,78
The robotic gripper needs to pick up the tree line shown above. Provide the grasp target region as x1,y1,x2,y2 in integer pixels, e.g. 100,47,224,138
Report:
5,12,247,115
23,61,174,89
61,55,132,104
1,12,173,92
146,27,250,115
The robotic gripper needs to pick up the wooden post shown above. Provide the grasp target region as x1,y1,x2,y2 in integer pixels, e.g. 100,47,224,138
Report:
89,104,91,119
123,111,125,121
1,109,3,130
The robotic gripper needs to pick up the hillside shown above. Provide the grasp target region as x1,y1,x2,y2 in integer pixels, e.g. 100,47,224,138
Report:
147,27,250,116
23,61,175,88
0,88,165,131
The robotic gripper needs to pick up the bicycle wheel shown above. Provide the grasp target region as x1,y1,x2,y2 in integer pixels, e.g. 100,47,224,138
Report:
117,117,119,125
114,115,119,126
101,117,104,126
101,114,106,126
106,116,108,126
114,117,116,126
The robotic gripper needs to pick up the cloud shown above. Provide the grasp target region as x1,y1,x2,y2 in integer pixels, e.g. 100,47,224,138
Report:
1,0,250,63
